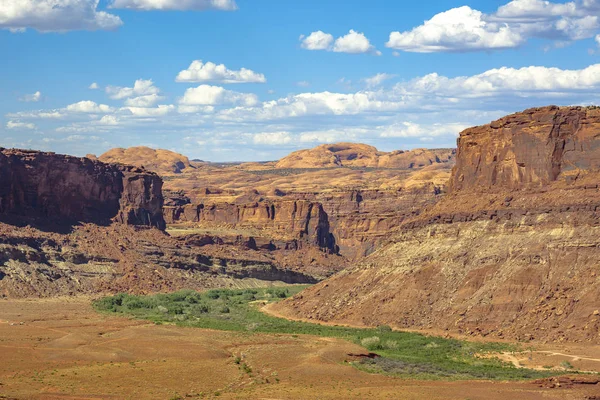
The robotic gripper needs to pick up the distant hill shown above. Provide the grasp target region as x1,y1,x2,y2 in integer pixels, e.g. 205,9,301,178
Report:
99,146,194,175
275,142,455,169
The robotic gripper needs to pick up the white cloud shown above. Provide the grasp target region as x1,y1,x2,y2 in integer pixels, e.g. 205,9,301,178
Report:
6,121,36,130
66,100,114,113
109,0,237,11
179,84,258,106
401,64,600,96
0,0,123,32
89,82,99,89
98,115,120,125
177,105,215,114
296,81,310,87
106,79,160,100
333,30,381,55
124,94,164,107
387,1,600,53
363,73,396,88
300,31,334,50
20,91,42,102
176,60,266,84
386,6,523,53
300,29,380,55
253,131,292,145
121,104,176,117
380,122,470,138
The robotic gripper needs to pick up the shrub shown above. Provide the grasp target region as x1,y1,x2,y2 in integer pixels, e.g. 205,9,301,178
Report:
377,325,393,333
219,305,230,314
384,340,399,350
189,303,210,315
185,292,202,304
560,360,574,370
168,304,185,315
361,336,382,350
267,288,289,298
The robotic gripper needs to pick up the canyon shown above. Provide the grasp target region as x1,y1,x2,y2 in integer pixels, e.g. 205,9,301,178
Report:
273,106,600,344
2,106,600,346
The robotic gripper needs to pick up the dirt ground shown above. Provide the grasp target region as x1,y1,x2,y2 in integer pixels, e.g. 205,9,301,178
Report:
1,298,599,400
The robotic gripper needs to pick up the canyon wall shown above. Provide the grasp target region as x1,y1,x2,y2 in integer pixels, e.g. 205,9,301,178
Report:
274,106,600,343
0,148,165,229
165,200,338,254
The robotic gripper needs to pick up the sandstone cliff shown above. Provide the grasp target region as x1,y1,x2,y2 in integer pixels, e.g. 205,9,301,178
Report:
0,148,165,229
451,106,600,191
165,200,338,254
275,143,455,169
99,146,194,175
273,106,600,344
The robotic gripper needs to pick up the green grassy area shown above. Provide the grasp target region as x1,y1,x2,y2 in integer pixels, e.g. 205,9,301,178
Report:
93,287,562,381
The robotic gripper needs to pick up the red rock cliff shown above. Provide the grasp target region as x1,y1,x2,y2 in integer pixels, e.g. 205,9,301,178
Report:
0,148,165,229
451,106,600,192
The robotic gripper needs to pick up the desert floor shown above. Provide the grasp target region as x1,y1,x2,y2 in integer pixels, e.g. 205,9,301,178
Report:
1,298,599,400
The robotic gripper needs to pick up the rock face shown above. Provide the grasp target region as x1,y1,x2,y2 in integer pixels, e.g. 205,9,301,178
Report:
0,148,165,229
451,106,600,191
165,200,338,254
99,146,194,175
273,106,600,343
276,143,455,169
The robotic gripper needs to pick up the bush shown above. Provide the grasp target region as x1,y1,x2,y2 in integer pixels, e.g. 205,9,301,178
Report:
189,303,209,315
168,303,185,315
185,292,202,304
219,305,230,314
361,336,382,350
377,325,393,333
267,288,289,299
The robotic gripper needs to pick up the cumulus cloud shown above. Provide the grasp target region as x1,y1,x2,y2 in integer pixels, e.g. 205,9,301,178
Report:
122,104,175,117
109,0,237,10
299,31,333,50
179,84,258,106
386,6,523,53
387,1,600,53
106,79,160,100
253,132,292,145
20,91,42,102
66,100,114,113
380,122,470,138
89,82,99,89
176,60,266,83
6,121,36,130
401,64,600,97
300,29,380,55
0,0,123,32
363,73,396,88
124,94,164,107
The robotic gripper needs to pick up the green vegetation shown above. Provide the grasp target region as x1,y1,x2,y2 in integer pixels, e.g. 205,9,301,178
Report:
94,286,561,381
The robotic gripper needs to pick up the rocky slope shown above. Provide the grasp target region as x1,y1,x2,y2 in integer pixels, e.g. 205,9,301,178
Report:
273,106,600,343
0,148,165,229
98,146,194,174
163,145,455,260
276,143,455,169
0,149,341,297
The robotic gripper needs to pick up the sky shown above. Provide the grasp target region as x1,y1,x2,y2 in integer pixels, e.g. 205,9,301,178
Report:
2,0,600,161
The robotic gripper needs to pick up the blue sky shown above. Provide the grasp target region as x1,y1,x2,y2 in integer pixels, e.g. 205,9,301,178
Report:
2,0,600,161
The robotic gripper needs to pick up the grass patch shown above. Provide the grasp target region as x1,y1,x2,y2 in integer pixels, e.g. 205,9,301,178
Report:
93,287,561,381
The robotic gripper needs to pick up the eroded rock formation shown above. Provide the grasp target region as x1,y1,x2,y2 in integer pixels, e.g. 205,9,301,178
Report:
0,148,165,229
276,143,455,169
99,146,194,174
274,106,600,343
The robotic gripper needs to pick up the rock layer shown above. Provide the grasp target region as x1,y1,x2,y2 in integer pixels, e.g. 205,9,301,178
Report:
274,106,600,343
0,148,165,229
276,143,455,169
